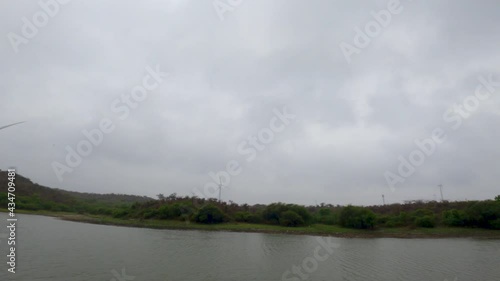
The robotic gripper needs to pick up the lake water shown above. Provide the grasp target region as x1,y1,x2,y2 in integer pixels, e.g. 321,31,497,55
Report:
0,214,499,281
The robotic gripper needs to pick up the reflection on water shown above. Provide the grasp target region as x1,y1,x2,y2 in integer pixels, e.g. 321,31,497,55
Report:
0,214,498,281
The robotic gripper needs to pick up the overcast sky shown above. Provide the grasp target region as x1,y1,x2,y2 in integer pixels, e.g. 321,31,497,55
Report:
1,0,499,206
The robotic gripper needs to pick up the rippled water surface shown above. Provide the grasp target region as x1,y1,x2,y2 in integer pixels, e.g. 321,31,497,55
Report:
0,214,499,281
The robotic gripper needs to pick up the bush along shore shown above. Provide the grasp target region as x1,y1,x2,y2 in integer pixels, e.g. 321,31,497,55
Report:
1,171,499,238
3,193,500,238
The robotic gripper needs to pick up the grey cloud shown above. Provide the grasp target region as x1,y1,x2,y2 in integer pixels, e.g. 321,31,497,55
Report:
1,0,499,205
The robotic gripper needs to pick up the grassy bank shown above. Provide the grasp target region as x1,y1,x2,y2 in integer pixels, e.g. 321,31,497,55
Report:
6,210,498,239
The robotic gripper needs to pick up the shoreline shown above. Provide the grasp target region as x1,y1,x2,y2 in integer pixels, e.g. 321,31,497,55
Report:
23,212,500,239
7,210,498,239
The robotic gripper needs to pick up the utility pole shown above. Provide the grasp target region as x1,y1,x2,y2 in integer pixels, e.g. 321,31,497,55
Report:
382,194,385,205
438,184,444,202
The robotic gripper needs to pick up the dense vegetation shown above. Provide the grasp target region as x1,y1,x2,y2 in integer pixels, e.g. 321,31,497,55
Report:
0,170,152,215
1,170,500,231
339,206,376,229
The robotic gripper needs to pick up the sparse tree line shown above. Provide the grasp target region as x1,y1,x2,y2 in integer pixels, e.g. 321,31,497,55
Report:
1,190,499,230
95,194,500,230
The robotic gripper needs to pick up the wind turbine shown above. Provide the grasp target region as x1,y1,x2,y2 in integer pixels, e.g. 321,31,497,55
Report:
438,184,444,202
0,121,25,131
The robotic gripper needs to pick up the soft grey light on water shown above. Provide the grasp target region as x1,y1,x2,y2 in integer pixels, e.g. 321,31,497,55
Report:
0,214,498,281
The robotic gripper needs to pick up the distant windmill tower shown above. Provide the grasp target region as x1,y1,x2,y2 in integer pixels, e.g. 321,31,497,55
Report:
438,184,444,202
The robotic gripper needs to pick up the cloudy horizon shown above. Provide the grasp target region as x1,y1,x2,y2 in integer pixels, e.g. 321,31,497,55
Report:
1,0,499,206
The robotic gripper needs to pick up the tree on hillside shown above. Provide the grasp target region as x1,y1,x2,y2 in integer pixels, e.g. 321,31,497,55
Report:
167,193,178,200
262,203,312,225
279,210,305,227
339,205,376,229
194,204,225,224
443,209,467,227
415,215,436,228
465,201,500,229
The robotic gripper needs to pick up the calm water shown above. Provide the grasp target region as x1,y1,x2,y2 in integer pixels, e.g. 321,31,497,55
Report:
0,214,499,281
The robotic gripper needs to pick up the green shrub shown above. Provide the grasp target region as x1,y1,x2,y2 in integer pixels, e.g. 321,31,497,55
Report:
316,208,339,225
411,209,436,228
415,215,435,228
234,211,262,223
376,215,389,225
262,203,288,224
262,203,312,225
194,204,225,224
339,206,376,229
112,209,129,218
142,209,158,219
158,205,172,219
464,201,500,229
490,218,500,230
384,213,407,227
157,203,194,220
398,211,410,225
443,209,467,227
383,211,411,227
385,220,398,228
95,207,113,215
279,210,305,227
287,205,312,224
411,209,434,218
234,211,246,222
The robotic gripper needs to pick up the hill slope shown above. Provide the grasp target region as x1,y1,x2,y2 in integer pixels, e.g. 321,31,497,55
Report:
0,169,153,213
